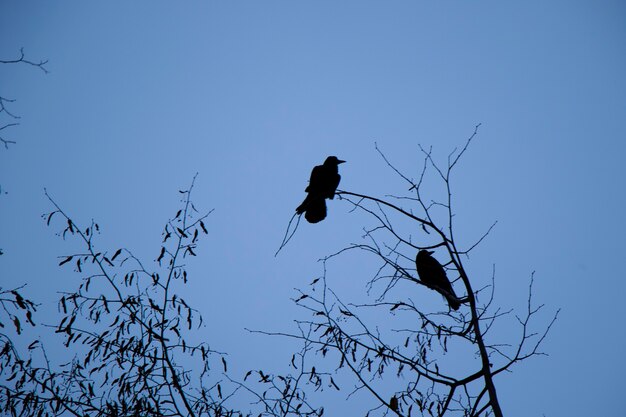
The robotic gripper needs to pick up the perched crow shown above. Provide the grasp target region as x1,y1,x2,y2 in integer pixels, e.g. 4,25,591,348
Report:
415,250,461,310
296,156,345,223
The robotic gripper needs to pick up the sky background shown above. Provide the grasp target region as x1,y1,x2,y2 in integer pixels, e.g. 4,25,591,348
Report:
1,2,626,416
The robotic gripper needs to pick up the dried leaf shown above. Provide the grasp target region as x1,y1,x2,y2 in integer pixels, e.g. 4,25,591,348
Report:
389,396,398,412
12,316,21,334
12,291,26,309
111,249,122,261
157,247,165,263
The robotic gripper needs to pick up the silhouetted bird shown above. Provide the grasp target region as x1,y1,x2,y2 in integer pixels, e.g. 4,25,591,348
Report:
296,156,346,223
415,250,461,310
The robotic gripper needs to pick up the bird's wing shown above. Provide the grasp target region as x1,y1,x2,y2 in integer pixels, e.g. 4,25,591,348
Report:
328,173,341,199
427,258,458,299
426,258,451,288
305,165,324,193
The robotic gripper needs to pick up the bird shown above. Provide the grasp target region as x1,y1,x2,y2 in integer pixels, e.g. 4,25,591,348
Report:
296,156,346,223
415,249,461,310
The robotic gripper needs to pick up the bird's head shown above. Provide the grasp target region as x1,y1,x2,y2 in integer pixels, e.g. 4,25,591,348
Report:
324,156,346,166
417,249,435,258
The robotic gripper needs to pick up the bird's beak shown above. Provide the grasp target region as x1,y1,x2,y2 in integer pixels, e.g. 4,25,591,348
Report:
427,250,435,254
337,160,346,164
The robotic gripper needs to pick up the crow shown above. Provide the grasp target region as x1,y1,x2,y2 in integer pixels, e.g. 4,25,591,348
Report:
296,156,346,223
415,249,461,310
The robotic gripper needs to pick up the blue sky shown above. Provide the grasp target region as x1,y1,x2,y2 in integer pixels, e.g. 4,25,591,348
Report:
1,2,625,416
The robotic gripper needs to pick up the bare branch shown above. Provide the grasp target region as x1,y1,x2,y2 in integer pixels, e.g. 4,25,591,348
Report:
0,47,49,73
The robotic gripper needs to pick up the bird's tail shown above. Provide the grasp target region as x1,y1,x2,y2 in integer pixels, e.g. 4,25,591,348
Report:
296,195,311,214
445,286,461,310
434,286,461,311
447,295,461,311
296,194,327,223
304,198,326,223
296,193,324,214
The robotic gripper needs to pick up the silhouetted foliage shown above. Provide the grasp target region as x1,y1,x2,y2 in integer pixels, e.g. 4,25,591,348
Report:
0,176,322,417
0,286,37,335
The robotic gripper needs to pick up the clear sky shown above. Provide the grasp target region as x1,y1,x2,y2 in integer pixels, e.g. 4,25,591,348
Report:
1,2,625,416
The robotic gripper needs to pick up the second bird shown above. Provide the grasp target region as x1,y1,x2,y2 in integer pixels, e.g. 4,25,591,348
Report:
415,249,461,310
296,156,346,223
